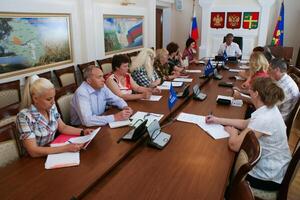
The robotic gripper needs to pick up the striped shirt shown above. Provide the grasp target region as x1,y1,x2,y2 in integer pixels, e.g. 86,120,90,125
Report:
16,104,60,146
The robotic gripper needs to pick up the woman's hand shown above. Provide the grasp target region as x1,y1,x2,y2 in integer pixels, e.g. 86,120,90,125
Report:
142,91,152,99
241,80,250,89
64,143,84,152
83,129,94,135
152,87,161,94
205,115,218,124
233,90,242,99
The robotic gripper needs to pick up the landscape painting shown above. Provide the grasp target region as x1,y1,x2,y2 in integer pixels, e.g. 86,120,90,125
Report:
103,15,143,55
0,13,72,78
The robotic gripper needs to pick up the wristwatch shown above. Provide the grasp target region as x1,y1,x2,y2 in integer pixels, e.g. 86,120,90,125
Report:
80,129,85,136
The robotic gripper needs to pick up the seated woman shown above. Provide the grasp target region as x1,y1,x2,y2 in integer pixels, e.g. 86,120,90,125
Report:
234,52,269,103
154,48,180,81
106,54,160,101
16,75,93,157
182,38,197,64
206,77,291,192
131,48,162,88
166,42,185,72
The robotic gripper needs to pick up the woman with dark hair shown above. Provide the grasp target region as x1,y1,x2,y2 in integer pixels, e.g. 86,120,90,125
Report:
106,54,160,101
206,77,291,193
182,38,197,64
166,42,184,73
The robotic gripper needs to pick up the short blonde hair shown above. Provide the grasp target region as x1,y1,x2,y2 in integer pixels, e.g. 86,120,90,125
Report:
249,52,269,74
21,76,54,109
155,48,169,61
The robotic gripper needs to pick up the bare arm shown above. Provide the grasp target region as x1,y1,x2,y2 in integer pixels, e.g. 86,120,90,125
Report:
206,115,249,130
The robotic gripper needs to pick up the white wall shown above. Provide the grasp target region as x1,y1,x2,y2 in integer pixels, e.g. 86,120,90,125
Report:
0,0,156,83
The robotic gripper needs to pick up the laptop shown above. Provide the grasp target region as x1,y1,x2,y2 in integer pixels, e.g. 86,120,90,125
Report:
147,120,171,149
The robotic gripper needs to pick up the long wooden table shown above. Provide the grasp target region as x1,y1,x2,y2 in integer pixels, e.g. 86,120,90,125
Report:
0,61,247,200
82,63,247,200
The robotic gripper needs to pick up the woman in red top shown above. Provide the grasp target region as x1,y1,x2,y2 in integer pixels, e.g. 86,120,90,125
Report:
182,38,197,64
106,54,160,101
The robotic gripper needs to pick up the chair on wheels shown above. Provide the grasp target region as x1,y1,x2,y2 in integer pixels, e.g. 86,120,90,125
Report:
226,131,261,200
54,65,77,87
0,123,23,167
55,84,77,125
253,146,300,200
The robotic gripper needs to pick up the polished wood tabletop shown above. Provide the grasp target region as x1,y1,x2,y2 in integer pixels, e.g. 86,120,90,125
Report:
0,61,247,200
82,63,247,200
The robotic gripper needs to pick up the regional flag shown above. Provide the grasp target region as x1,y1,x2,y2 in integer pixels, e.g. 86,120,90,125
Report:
168,83,177,110
190,11,199,47
243,12,259,29
271,2,284,46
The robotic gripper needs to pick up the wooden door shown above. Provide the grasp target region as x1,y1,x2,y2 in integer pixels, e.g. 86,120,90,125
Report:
156,8,163,49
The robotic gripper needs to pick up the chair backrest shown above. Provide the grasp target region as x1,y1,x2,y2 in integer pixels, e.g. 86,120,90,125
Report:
228,180,255,200
0,80,21,109
0,123,22,167
286,98,300,138
288,66,300,78
223,36,243,52
54,66,77,87
296,47,300,67
97,58,113,75
277,145,300,200
227,131,261,199
268,46,294,64
77,61,96,78
38,71,52,80
55,84,77,125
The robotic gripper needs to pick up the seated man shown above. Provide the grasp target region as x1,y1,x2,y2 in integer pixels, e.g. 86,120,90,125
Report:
70,65,133,127
218,33,242,58
268,58,299,122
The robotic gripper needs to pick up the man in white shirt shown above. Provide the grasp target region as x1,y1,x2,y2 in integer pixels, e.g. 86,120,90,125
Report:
218,33,242,58
70,65,133,127
268,58,299,122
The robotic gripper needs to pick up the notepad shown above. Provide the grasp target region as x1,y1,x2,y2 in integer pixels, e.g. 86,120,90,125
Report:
109,120,131,128
239,65,250,70
141,95,162,101
45,152,80,169
177,112,229,139
51,134,79,146
68,127,101,149
229,69,243,73
173,78,193,82
157,81,183,90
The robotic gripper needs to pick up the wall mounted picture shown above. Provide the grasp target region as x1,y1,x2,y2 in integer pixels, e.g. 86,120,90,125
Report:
103,15,143,55
0,13,72,78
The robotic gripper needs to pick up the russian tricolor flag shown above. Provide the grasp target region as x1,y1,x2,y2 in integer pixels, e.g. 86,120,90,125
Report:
190,11,199,47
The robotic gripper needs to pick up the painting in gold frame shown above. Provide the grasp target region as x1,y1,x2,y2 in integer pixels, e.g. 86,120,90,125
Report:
0,13,73,78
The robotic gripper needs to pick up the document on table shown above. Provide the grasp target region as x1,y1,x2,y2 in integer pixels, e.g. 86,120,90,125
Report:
177,112,229,139
229,69,243,73
109,120,131,128
157,81,183,90
239,65,250,70
45,152,80,169
130,111,163,127
185,69,202,73
173,78,193,82
141,95,162,101
240,60,249,64
68,127,101,149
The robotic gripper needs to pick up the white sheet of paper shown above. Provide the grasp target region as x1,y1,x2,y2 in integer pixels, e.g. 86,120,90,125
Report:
240,93,251,99
141,95,162,101
45,152,80,169
229,69,243,73
157,81,183,90
173,78,193,82
177,112,229,139
68,127,100,149
130,111,164,127
235,76,246,81
239,65,250,70
185,69,202,73
240,60,249,64
109,120,131,128
195,60,206,64
217,95,234,101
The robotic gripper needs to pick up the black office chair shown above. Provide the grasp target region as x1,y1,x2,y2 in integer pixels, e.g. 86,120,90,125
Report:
223,36,243,54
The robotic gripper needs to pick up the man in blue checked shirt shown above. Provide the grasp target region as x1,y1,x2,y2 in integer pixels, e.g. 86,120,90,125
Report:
70,65,133,127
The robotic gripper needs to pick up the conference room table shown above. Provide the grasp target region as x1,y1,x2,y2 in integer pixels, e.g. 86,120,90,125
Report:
0,60,248,200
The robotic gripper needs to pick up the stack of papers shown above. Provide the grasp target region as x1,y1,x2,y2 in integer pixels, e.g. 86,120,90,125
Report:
130,111,163,127
68,127,101,149
45,152,80,169
141,95,162,101
185,69,202,73
177,112,229,139
157,81,183,90
173,78,193,82
239,65,250,70
109,120,131,128
229,69,243,73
